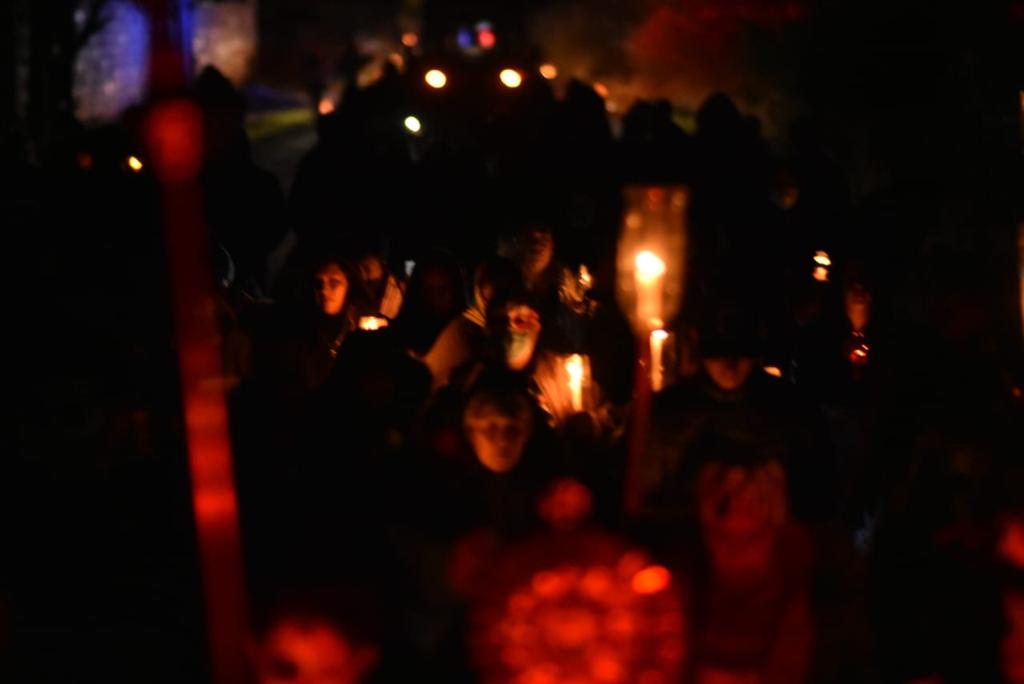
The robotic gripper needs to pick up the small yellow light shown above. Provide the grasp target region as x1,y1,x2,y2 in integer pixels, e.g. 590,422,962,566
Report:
539,64,558,80
127,155,144,172
578,264,593,290
424,69,447,89
763,366,783,378
813,250,832,267
635,250,666,284
401,32,419,48
403,115,422,134
318,97,335,115
499,69,523,88
359,316,389,331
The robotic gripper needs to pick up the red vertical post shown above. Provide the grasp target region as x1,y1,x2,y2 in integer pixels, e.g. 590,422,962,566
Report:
143,2,249,682
624,336,653,516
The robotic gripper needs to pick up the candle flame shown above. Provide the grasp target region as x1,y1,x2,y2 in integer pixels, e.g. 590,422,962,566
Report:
578,264,593,290
651,329,669,342
539,63,558,80
813,266,829,282
635,251,666,284
813,250,832,267
127,155,144,172
566,354,584,384
763,366,783,378
359,316,389,331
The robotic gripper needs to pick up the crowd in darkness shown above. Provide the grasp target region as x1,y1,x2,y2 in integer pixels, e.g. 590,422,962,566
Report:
6,58,1024,684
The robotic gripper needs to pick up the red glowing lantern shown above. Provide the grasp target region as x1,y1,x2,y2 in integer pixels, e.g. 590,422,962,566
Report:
466,531,687,684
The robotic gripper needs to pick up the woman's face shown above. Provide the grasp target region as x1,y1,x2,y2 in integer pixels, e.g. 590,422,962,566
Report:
314,263,349,316
703,357,755,392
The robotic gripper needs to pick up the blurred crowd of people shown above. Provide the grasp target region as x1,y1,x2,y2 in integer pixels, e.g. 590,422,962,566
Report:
7,62,1024,684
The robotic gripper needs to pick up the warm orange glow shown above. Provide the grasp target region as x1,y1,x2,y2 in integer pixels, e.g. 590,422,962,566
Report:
127,155,144,172
565,354,584,412
317,97,335,115
359,316,389,331
635,251,666,283
401,32,419,48
425,69,447,89
650,329,669,392
593,82,610,99
539,63,558,80
500,69,523,88
764,365,783,378
813,250,832,267
578,264,593,290
813,266,829,282
78,152,93,169
631,565,671,595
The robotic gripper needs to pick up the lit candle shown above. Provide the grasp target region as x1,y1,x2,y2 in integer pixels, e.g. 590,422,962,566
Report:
566,353,584,412
359,315,389,331
650,329,669,392
635,250,666,330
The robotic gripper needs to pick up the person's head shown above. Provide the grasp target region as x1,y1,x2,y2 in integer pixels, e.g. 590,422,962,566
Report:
689,430,789,578
699,300,761,391
251,596,380,684
516,223,555,280
351,236,390,287
463,384,535,474
472,256,523,314
406,251,463,320
702,357,757,392
490,300,542,371
312,259,352,316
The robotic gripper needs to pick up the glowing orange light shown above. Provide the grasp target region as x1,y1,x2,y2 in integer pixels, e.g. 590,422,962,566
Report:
318,97,335,115
425,69,447,89
578,264,593,290
77,152,93,170
594,82,610,99
631,565,671,595
478,29,496,49
813,266,829,282
358,316,389,331
764,366,783,378
539,63,558,80
127,155,144,172
565,354,585,412
500,69,523,88
635,251,666,283
813,250,832,267
401,32,419,48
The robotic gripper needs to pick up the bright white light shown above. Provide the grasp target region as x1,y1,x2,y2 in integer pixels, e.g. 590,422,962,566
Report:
127,155,143,172
500,69,523,88
425,69,447,89
404,116,422,134
813,250,832,267
635,250,666,283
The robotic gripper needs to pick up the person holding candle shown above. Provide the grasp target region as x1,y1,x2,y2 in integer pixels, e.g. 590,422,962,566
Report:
637,299,837,526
